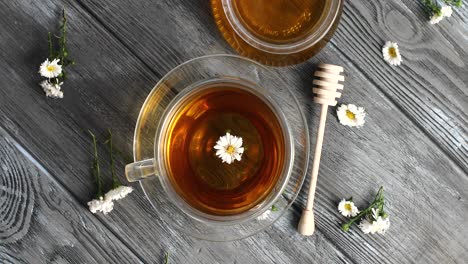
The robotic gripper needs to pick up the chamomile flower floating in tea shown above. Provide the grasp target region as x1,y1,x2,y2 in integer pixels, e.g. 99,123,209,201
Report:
338,199,359,217
214,132,244,164
382,41,402,66
336,104,366,127
39,58,62,78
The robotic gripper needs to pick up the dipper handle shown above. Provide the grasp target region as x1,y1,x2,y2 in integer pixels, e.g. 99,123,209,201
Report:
298,63,344,236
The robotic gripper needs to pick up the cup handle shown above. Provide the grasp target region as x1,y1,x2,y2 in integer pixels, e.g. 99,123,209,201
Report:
125,158,156,182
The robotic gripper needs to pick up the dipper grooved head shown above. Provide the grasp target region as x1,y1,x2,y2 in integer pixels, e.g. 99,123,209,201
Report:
312,63,344,106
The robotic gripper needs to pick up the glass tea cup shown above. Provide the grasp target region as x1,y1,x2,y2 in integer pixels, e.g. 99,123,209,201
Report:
125,55,309,241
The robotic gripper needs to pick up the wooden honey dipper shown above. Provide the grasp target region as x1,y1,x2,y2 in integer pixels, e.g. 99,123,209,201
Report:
298,63,344,236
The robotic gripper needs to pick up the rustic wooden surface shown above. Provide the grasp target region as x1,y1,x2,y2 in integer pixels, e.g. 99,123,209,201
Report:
0,0,467,263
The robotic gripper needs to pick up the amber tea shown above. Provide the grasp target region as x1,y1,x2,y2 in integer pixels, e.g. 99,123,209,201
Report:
161,80,286,216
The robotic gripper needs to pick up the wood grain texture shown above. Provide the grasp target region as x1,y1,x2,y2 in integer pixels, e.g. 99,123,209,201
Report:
69,1,468,261
0,1,351,263
0,127,143,263
0,0,467,263
292,50,468,263
331,0,468,171
76,0,468,172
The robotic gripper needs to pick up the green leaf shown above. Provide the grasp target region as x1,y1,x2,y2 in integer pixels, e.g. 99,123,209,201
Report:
271,204,279,211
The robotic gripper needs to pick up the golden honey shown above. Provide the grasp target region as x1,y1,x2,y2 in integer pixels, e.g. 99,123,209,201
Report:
212,0,343,65
233,0,326,43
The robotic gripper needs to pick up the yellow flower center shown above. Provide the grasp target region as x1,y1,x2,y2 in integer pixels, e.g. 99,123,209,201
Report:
47,65,56,72
388,47,397,58
344,203,352,211
226,145,235,154
346,110,356,120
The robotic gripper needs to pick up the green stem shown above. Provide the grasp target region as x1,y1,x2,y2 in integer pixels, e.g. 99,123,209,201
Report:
59,9,67,64
341,201,376,231
341,186,385,231
88,130,103,198
443,0,462,7
56,8,74,81
422,0,442,15
164,252,169,264
47,32,54,59
59,9,67,81
107,129,121,189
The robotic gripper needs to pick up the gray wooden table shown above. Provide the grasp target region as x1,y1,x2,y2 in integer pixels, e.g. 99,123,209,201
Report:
1,0,467,263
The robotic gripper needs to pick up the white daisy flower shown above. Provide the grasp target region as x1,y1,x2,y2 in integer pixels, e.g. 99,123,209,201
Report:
338,199,359,217
39,58,62,78
39,80,64,98
214,132,244,164
382,41,402,66
441,6,453,17
104,185,134,201
88,196,114,214
430,13,444,24
359,208,390,234
336,104,366,127
376,216,391,233
257,209,270,220
430,6,452,24
358,218,376,234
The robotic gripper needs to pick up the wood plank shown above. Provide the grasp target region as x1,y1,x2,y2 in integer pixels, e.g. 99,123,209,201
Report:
39,0,468,262
0,127,143,263
292,50,468,263
330,0,468,171
0,1,352,263
76,0,468,173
